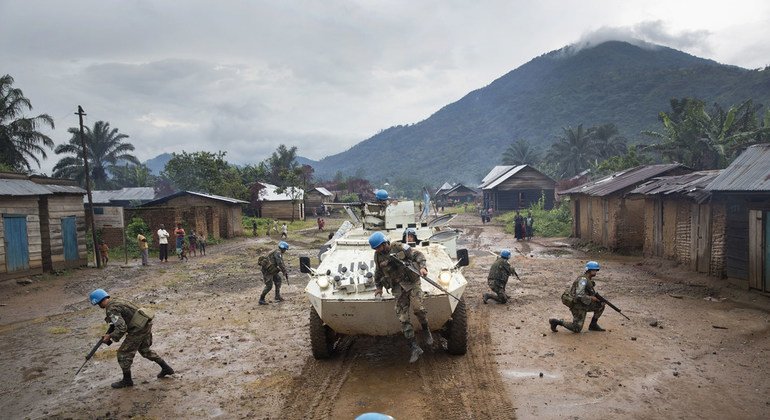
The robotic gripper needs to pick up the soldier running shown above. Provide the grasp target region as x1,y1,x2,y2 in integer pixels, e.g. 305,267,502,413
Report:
549,261,606,333
483,249,517,304
259,241,289,305
369,231,432,363
88,289,174,388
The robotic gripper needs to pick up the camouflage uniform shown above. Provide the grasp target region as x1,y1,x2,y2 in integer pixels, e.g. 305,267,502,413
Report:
374,242,428,340
484,257,516,304
260,248,287,301
104,298,168,372
557,274,605,332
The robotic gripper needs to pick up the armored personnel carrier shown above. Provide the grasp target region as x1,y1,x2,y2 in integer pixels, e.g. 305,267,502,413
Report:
300,197,470,359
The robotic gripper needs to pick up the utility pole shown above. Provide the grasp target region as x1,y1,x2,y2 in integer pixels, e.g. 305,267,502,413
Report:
77,106,101,268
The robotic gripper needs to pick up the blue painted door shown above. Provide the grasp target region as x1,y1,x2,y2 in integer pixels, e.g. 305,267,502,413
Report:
62,216,78,261
4,215,30,272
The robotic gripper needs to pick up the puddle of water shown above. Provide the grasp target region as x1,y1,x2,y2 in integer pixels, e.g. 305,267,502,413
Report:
502,369,560,379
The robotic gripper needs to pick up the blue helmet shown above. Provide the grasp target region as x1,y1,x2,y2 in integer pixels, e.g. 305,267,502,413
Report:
89,288,109,305
500,249,511,259
585,261,600,271
375,189,389,201
278,241,289,250
368,232,388,249
355,414,394,420
405,228,417,236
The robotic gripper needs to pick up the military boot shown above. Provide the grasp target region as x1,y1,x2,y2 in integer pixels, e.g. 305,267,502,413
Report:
408,340,423,363
259,294,268,305
275,295,285,302
421,322,434,346
549,318,561,332
482,293,492,304
588,320,605,332
111,370,133,389
157,360,175,378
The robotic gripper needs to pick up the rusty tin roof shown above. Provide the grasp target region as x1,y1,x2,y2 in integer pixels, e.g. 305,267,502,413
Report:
629,170,721,203
706,144,770,192
561,163,686,197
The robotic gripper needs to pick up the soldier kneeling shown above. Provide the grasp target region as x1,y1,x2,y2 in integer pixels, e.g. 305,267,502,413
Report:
549,261,606,333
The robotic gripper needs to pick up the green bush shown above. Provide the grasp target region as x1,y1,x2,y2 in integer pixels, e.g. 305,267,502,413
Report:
499,195,572,237
124,217,150,256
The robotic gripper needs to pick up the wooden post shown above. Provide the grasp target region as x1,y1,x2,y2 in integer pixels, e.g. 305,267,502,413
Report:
77,106,101,268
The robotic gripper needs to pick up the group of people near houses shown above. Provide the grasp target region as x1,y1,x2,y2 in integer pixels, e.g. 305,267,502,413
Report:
155,223,206,262
514,210,534,240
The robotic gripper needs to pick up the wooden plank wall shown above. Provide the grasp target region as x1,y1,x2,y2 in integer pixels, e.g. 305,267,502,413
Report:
46,195,88,269
0,196,43,278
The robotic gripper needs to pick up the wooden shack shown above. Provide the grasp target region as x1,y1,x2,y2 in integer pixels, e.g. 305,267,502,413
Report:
479,165,555,211
253,182,305,221
705,144,770,291
562,164,689,251
628,171,722,274
88,187,156,247
443,184,479,203
1,173,87,280
305,186,333,216
132,191,248,240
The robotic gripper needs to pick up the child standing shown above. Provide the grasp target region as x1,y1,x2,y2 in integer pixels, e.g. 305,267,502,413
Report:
188,230,198,257
281,222,288,239
198,234,206,256
98,240,109,266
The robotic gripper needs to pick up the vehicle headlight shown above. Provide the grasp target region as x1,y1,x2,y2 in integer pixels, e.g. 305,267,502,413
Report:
438,271,451,286
317,276,329,289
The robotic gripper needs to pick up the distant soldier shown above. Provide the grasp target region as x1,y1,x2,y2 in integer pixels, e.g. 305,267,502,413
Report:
483,249,517,304
88,289,174,388
258,241,289,305
369,231,432,363
549,261,606,333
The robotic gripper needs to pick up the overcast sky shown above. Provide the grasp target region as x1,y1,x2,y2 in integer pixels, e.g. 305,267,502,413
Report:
2,0,769,175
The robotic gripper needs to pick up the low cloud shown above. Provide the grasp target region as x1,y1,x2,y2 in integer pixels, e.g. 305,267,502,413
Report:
573,21,712,54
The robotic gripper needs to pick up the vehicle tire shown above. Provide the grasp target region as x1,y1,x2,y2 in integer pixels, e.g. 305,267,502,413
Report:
309,306,334,359
446,298,468,355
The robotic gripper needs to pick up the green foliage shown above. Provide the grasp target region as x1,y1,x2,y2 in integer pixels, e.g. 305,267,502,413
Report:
594,145,652,176
500,195,572,237
162,151,248,199
124,217,149,256
0,74,55,172
502,139,541,166
110,163,156,188
242,216,273,234
339,193,359,203
53,121,138,189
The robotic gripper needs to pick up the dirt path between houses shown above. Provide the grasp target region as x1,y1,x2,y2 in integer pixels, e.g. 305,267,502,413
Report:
1,213,769,419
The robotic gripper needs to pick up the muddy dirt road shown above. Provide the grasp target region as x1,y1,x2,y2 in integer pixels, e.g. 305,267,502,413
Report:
1,213,768,419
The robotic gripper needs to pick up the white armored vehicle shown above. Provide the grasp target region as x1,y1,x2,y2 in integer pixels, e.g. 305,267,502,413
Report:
300,197,470,359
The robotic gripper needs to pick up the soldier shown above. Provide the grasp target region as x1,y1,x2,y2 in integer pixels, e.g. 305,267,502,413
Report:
88,289,174,388
259,241,289,305
483,249,516,304
369,231,432,363
549,261,606,333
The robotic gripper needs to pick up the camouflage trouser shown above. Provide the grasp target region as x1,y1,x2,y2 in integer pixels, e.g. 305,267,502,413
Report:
117,324,163,371
486,279,508,303
561,301,605,332
393,282,427,340
261,272,283,299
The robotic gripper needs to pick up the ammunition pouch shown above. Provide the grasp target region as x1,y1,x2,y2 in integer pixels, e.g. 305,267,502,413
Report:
129,307,155,330
561,291,574,308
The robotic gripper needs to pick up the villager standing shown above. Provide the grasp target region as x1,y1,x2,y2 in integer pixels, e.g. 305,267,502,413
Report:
137,231,149,266
281,222,288,239
483,249,517,304
157,224,169,262
525,211,535,241
549,261,606,333
174,223,185,257
88,289,174,388
188,230,198,257
252,220,258,237
514,211,524,240
259,241,289,305
98,240,109,266
369,231,432,363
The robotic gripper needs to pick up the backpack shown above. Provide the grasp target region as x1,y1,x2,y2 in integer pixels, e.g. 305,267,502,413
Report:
258,254,277,273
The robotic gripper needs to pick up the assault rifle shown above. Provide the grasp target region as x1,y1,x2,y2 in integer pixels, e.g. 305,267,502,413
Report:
593,292,631,320
388,254,461,302
75,324,114,376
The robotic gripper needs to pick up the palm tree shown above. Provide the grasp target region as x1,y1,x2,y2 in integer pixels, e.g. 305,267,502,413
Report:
588,123,627,160
53,121,139,189
546,124,596,178
501,139,541,166
0,74,55,172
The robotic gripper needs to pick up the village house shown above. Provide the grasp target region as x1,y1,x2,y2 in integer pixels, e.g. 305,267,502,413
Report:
436,183,479,204
705,144,770,292
1,173,87,280
132,191,248,241
253,182,305,221
478,165,556,211
87,187,156,248
305,186,333,216
561,163,689,251
628,170,722,274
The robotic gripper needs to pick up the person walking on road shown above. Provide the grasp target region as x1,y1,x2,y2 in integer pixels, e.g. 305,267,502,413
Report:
259,241,289,305
549,261,606,333
88,289,174,388
483,249,517,304
369,231,432,363
157,224,169,262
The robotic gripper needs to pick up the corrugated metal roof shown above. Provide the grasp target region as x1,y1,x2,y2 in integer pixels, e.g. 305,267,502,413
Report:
706,144,770,191
256,183,304,201
313,187,333,196
88,187,156,204
561,163,686,197
479,165,526,189
0,179,53,196
40,184,87,194
142,191,249,206
446,183,478,195
629,170,720,203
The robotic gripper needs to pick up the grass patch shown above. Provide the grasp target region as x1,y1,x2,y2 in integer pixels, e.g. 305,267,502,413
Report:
499,196,572,237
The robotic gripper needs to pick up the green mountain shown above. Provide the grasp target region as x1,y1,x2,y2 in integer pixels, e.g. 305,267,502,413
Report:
307,40,770,185
144,152,172,175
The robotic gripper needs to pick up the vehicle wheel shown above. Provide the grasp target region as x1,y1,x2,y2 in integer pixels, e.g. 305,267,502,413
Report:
309,306,334,359
446,298,467,355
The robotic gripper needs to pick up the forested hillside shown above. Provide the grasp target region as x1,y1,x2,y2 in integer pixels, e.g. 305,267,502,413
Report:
307,40,770,185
